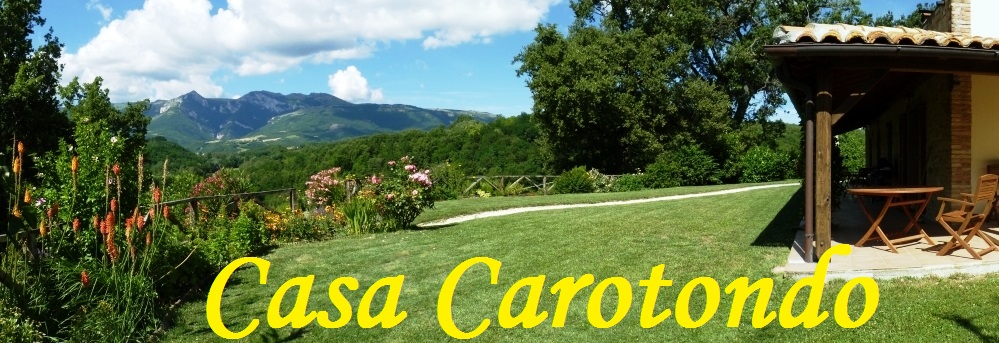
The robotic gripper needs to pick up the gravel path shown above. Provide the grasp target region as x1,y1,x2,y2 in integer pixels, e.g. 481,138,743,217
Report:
418,182,800,228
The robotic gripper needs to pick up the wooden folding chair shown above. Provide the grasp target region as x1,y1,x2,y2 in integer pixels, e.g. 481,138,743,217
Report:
935,174,999,259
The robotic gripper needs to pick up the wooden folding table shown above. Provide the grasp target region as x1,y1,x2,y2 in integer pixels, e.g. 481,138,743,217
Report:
848,187,944,253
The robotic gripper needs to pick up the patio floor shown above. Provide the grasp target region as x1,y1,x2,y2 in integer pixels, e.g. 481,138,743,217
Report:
774,195,999,280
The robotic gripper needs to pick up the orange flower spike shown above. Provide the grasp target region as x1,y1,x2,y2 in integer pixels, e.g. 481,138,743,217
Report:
12,205,21,219
23,189,30,203
125,217,134,240
152,187,162,204
145,231,152,246
12,157,20,174
72,218,81,234
112,163,121,176
71,156,79,174
47,203,59,220
17,141,24,155
104,212,115,236
39,220,47,237
110,198,118,213
137,213,146,231
81,271,90,287
162,206,170,218
93,215,100,232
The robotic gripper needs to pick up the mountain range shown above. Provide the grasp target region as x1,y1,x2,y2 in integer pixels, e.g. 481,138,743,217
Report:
143,91,497,153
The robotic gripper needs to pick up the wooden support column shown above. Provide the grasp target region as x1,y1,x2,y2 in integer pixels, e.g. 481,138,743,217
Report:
804,98,815,263
815,68,834,258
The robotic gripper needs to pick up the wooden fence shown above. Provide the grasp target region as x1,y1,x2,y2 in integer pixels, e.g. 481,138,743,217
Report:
159,188,298,222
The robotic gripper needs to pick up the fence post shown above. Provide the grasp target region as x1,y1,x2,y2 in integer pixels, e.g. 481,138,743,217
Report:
290,189,296,212
543,176,548,195
191,199,199,223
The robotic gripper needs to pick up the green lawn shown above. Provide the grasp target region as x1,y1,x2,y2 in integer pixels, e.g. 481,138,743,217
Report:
163,185,999,342
415,181,797,224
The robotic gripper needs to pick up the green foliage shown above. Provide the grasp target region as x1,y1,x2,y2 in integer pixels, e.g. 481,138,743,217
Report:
514,1,819,174
0,0,71,184
304,167,347,208
238,113,542,192
554,166,594,194
189,168,250,221
267,210,339,242
365,157,436,231
198,210,270,269
815,0,934,27
588,169,615,193
610,174,645,192
838,129,866,173
341,197,378,235
33,78,151,232
144,136,211,177
0,299,42,343
644,145,721,189
429,161,467,201
740,146,793,183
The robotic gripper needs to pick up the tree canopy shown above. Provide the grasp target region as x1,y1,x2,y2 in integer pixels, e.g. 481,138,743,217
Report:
0,0,68,156
515,0,930,174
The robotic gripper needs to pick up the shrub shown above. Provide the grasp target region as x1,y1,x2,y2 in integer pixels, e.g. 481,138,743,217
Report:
304,167,347,208
610,174,645,192
644,145,720,189
430,162,466,201
554,166,594,194
364,156,435,231
266,209,340,242
589,169,615,193
189,168,250,221
739,145,793,183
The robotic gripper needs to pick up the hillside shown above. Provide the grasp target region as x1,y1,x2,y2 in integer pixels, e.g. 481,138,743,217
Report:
143,90,497,153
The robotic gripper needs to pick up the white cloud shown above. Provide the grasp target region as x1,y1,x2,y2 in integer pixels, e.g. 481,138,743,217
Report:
328,66,383,103
86,0,113,22
61,0,561,102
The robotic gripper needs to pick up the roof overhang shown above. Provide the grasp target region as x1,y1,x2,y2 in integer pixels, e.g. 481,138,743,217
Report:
766,24,999,134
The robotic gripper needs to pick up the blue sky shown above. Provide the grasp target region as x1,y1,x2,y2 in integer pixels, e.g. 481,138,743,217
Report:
38,0,925,117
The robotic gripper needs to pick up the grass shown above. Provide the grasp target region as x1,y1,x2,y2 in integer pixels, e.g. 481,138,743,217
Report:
163,185,999,342
415,181,797,224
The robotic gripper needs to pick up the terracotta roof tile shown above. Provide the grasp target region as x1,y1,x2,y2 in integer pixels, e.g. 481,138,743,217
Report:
774,23,999,50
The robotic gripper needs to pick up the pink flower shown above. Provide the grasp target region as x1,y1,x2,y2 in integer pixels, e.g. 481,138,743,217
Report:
388,161,396,167
386,193,395,200
370,175,381,184
424,169,431,174
405,164,416,172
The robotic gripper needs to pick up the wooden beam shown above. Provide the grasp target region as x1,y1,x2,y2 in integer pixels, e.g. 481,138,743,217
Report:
804,98,815,263
815,68,834,258
831,69,888,125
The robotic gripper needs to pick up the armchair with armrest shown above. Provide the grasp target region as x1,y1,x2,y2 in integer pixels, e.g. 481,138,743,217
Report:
935,174,999,259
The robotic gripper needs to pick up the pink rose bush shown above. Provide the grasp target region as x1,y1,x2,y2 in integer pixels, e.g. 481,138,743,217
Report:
364,156,435,231
307,156,435,232
305,167,347,207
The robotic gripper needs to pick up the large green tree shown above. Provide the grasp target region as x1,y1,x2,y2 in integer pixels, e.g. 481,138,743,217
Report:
1,0,69,156
515,0,929,174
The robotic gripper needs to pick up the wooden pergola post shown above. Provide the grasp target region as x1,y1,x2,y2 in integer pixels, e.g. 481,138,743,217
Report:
815,68,834,258
804,98,815,263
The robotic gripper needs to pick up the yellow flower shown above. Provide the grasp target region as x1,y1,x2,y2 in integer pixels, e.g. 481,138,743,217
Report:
71,155,79,174
13,157,20,174
39,220,47,237
12,205,22,219
23,189,30,203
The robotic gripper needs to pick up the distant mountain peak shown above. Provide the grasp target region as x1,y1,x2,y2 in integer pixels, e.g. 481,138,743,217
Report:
143,90,498,153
